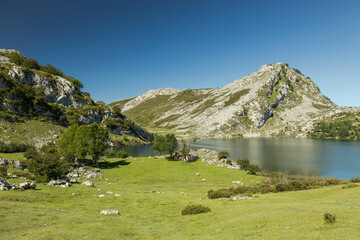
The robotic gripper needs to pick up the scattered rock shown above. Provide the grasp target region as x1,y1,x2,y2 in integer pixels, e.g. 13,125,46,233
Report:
106,191,113,194
231,196,252,201
0,177,12,190
19,181,36,189
82,180,94,187
0,157,8,165
14,160,24,170
114,194,121,197
100,210,119,215
72,193,78,196
98,194,105,197
48,179,69,187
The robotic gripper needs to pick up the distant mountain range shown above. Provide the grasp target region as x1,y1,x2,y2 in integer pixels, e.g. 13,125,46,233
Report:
111,63,360,139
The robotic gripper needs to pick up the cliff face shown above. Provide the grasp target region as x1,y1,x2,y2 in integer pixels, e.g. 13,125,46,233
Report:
111,63,360,138
0,49,153,145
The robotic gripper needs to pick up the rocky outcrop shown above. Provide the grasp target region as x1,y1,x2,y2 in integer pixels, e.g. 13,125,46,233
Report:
112,63,360,138
100,210,119,215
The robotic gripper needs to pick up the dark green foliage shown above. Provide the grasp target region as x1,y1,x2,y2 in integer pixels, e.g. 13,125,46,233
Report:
22,58,40,70
179,141,190,158
311,120,360,140
275,182,290,192
24,147,38,159
349,177,360,183
7,52,25,65
116,150,129,159
29,151,69,182
324,213,336,224
0,165,7,178
104,150,116,158
236,158,250,170
40,64,63,77
218,151,230,159
65,76,83,89
226,159,232,165
247,164,261,175
181,204,211,215
58,123,109,164
208,189,233,199
0,141,31,153
152,134,178,159
293,68,302,75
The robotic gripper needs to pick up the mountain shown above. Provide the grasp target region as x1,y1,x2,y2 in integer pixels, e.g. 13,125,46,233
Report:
0,49,153,146
110,63,360,138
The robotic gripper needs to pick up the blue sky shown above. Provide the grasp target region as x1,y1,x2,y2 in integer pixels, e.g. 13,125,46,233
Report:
1,0,359,106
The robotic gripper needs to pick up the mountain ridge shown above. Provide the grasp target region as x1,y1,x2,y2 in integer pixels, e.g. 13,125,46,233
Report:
111,63,360,138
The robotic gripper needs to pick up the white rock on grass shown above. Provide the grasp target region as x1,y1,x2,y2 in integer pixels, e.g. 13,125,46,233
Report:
82,180,94,187
106,191,113,194
0,177,12,190
98,194,105,197
100,210,119,215
114,194,121,197
19,182,36,189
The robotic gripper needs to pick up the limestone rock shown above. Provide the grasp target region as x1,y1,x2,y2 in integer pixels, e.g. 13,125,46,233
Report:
19,181,36,189
82,180,94,187
0,177,12,190
100,210,119,215
0,157,8,165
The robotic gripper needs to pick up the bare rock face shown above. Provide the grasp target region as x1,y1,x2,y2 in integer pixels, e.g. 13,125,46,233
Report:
112,63,360,138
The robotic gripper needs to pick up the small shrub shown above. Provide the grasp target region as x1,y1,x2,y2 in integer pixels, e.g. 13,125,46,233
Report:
289,180,304,191
226,159,232,165
30,152,69,182
236,158,250,170
275,182,290,192
342,183,358,189
116,150,129,159
218,151,230,160
324,213,336,224
0,165,7,178
104,150,116,158
247,164,261,175
181,204,211,215
12,171,35,180
349,177,360,183
208,189,232,199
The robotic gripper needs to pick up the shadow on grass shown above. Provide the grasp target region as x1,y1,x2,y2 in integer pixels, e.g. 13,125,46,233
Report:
99,160,131,169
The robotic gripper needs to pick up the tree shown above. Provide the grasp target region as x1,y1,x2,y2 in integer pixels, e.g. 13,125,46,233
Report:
152,134,178,159
247,164,261,175
58,123,109,164
236,158,250,170
179,140,191,160
22,58,40,70
7,52,24,65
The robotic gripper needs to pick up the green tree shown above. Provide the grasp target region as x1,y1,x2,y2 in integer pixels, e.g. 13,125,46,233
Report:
152,134,178,159
218,151,230,159
58,123,109,164
236,158,250,170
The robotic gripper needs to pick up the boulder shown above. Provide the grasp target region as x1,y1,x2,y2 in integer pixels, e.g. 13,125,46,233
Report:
19,181,36,189
0,177,12,190
48,179,68,186
14,160,24,170
100,210,119,215
82,180,94,187
0,157,8,165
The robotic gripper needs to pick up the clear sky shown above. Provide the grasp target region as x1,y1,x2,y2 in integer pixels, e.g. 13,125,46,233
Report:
1,0,359,106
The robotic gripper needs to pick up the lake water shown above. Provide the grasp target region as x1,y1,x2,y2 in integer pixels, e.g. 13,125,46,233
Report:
119,138,360,180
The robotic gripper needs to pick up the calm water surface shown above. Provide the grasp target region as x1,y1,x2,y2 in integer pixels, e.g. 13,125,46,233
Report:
119,138,360,180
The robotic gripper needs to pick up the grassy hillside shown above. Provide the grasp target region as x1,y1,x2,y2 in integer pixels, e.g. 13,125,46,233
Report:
1,155,360,239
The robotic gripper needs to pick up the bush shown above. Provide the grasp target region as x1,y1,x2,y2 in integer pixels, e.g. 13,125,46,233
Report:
349,177,360,183
116,150,129,159
342,183,358,189
226,159,232,165
0,142,31,153
237,158,250,170
275,182,290,192
181,204,211,215
0,165,7,178
247,164,261,175
324,213,336,224
30,152,69,182
7,52,24,65
208,189,232,199
218,151,230,160
24,147,39,159
288,180,304,191
12,170,35,180
22,58,40,70
104,150,116,158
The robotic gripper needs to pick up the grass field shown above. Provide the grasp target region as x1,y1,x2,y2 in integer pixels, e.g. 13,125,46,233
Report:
1,155,360,239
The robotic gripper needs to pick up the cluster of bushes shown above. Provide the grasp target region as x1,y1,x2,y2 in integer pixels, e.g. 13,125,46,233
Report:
181,204,211,215
236,158,261,175
0,141,32,153
208,179,344,199
311,120,360,140
0,165,7,178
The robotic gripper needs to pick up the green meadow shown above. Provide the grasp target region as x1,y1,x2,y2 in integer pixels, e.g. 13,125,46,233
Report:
1,155,360,239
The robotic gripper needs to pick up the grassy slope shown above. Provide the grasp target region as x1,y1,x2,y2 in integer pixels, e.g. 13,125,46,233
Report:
0,119,65,145
1,156,360,239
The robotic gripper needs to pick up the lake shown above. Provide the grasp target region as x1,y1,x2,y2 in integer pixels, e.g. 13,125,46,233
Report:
118,138,360,180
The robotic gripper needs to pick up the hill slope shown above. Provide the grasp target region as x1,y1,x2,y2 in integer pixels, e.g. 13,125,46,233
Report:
111,63,360,138
0,49,153,146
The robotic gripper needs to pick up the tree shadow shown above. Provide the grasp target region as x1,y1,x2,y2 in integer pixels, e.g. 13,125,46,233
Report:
98,160,131,169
